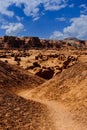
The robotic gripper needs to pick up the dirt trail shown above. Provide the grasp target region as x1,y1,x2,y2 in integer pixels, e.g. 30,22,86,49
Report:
17,89,86,130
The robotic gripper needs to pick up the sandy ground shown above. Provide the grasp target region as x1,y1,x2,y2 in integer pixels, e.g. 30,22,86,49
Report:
0,49,87,130
17,89,87,130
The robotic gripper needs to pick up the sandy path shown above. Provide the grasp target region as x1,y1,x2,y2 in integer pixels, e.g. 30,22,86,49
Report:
17,89,86,130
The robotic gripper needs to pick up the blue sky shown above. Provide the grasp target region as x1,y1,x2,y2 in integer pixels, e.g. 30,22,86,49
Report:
0,0,87,40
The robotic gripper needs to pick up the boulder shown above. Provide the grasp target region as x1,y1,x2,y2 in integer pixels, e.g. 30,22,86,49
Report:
33,62,41,67
35,67,54,79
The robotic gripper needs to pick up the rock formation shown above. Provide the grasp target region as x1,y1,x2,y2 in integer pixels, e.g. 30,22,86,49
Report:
0,36,86,49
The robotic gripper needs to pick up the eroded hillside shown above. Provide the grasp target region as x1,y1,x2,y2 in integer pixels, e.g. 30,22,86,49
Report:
0,61,54,130
21,62,87,127
0,36,87,49
0,36,87,130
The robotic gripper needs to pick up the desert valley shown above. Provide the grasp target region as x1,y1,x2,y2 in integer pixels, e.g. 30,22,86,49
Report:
0,36,87,130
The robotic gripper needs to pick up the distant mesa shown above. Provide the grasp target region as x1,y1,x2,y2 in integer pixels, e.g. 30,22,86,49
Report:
0,36,87,49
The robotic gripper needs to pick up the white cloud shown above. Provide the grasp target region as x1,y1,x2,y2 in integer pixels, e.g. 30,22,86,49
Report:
1,23,24,36
0,0,14,17
69,4,74,8
79,4,87,14
50,31,64,39
56,17,66,21
50,15,87,40
0,0,67,19
0,17,7,25
33,16,40,21
16,16,24,22
43,0,67,11
79,4,86,8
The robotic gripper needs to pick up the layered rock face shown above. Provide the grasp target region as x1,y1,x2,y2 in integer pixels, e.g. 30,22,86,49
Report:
0,36,87,49
0,36,42,49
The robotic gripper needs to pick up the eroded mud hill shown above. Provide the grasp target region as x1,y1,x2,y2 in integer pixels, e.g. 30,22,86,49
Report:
19,62,87,128
0,60,45,91
0,61,54,130
0,51,87,130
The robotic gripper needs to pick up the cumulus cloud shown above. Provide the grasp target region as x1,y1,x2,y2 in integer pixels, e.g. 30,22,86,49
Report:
0,0,14,17
43,0,67,11
1,23,24,36
0,0,67,19
50,31,64,39
50,15,87,40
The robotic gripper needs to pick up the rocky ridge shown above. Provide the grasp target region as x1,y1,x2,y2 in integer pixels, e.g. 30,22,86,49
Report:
0,36,87,49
